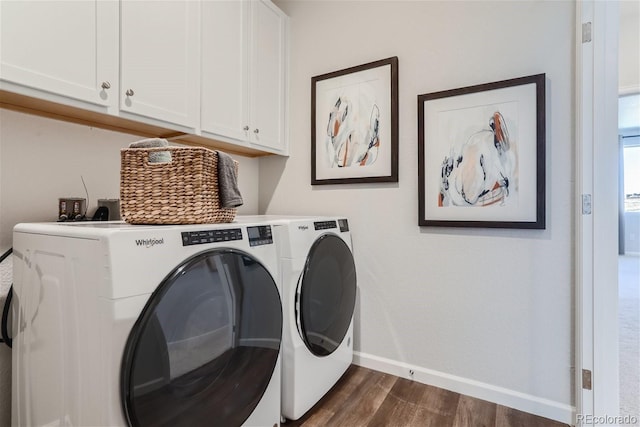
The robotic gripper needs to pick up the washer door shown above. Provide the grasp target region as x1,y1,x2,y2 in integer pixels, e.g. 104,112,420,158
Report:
296,234,357,357
121,249,282,427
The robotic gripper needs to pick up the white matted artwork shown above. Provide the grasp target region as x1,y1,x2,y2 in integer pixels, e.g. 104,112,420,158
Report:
418,74,546,229
311,57,398,184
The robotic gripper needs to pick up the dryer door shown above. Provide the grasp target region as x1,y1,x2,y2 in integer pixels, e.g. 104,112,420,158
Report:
121,249,282,427
297,234,357,357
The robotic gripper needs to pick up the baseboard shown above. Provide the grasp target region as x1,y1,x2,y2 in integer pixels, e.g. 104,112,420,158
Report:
619,85,639,96
353,351,575,425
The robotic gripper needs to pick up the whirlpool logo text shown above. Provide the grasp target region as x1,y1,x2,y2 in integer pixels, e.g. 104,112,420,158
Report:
135,238,165,248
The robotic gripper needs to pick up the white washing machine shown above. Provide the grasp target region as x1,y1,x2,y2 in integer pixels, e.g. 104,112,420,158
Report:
11,220,282,427
238,215,357,421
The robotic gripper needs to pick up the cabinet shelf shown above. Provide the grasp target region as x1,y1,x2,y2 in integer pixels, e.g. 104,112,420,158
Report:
0,90,271,158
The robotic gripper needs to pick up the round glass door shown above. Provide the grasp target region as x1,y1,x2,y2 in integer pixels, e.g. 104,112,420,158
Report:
121,249,282,427
297,234,357,357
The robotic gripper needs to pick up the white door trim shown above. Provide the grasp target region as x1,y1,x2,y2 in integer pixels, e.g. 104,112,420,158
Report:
575,1,620,425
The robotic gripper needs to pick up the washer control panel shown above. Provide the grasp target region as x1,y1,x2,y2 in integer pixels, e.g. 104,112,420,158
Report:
181,228,243,246
247,225,273,247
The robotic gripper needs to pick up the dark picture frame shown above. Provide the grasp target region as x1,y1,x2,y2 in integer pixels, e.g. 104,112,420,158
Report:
311,57,398,185
418,74,546,229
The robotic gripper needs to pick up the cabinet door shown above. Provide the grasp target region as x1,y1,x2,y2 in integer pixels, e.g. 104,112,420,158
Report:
248,0,288,153
201,0,249,143
0,1,118,108
120,0,199,130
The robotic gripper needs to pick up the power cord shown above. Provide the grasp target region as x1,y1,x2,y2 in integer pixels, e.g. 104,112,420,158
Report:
0,248,13,348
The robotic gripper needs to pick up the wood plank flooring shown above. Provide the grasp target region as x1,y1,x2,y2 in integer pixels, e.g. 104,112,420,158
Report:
283,365,570,427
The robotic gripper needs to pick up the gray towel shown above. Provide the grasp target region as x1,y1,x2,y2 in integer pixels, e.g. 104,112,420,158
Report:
129,138,172,163
217,151,243,208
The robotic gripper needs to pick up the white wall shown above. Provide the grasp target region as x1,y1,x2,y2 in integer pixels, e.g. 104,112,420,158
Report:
263,0,575,423
0,108,261,426
620,0,640,94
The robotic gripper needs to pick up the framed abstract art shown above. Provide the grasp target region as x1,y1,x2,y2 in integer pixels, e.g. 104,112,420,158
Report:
418,74,546,229
311,57,398,185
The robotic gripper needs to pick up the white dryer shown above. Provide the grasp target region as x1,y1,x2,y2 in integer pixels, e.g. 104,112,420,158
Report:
238,215,357,421
11,220,282,427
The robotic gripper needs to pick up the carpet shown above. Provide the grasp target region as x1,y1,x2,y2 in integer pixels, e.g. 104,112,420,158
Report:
619,254,640,424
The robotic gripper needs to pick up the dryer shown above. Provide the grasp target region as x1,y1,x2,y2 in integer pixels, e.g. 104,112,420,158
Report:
238,215,357,421
11,220,282,427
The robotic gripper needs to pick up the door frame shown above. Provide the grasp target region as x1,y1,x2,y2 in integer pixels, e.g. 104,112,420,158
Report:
575,0,620,425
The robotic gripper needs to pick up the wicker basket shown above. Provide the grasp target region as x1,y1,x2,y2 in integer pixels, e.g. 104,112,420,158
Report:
120,146,238,224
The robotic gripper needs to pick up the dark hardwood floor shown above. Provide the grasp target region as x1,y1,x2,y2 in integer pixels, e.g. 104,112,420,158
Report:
283,365,570,427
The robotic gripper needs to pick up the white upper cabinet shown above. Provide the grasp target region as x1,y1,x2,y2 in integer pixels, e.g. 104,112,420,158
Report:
0,0,118,109
201,0,288,155
0,0,287,156
119,0,200,130
201,0,249,143
248,0,287,153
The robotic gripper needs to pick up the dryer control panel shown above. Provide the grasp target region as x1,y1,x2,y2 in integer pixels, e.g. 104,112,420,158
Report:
314,219,349,232
314,220,337,231
181,228,243,246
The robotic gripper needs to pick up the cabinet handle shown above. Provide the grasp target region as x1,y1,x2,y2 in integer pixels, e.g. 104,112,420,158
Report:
101,81,111,90
253,129,259,134
125,89,135,97
243,126,250,131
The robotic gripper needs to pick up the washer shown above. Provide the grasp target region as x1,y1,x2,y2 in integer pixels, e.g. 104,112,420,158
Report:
11,220,282,427
238,215,357,421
